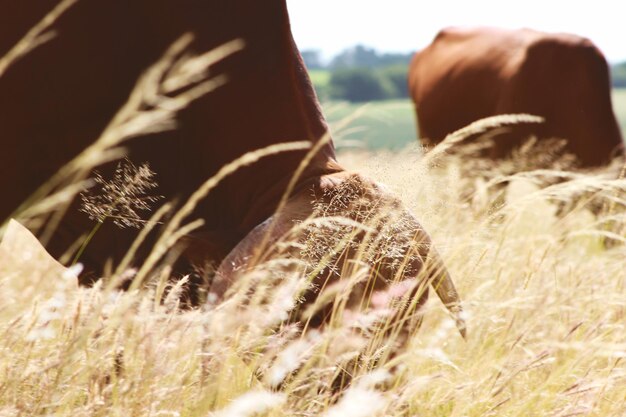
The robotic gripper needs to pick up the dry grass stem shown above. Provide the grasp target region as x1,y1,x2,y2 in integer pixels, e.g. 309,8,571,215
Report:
0,0,78,78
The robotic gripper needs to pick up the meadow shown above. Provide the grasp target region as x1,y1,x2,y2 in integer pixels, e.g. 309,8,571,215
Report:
1,10,625,415
1,137,625,416
322,89,626,152
613,88,626,132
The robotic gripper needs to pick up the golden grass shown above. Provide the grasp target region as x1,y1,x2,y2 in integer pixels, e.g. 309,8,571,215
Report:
1,7,624,415
0,0,78,79
1,145,625,416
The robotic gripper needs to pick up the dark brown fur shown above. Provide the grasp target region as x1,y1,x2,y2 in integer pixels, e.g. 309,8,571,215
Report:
0,0,339,275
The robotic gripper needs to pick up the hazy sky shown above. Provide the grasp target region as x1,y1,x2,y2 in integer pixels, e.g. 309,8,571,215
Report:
286,0,626,64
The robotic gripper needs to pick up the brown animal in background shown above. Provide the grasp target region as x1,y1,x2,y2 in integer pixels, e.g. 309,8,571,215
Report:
408,26,624,166
0,0,463,332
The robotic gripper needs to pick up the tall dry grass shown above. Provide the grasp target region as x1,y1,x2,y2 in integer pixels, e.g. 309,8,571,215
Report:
1,4,625,416
2,140,625,415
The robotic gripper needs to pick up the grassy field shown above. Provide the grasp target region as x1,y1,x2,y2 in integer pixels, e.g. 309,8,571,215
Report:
612,88,626,133
324,100,418,151
308,69,332,87
320,89,626,152
2,145,625,416
1,67,625,417
1,16,625,415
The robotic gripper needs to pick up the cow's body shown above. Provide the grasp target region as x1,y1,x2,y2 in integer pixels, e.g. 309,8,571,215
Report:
0,0,463,332
1,0,340,272
409,27,624,165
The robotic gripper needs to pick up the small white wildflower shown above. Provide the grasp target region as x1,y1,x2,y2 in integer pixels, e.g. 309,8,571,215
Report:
47,291,67,309
440,317,457,331
267,335,317,387
206,292,219,305
215,390,285,417
325,386,387,417
26,326,56,341
357,369,392,388
120,267,138,281
457,308,470,323
33,291,67,323
434,321,454,341
343,308,393,331
38,309,61,323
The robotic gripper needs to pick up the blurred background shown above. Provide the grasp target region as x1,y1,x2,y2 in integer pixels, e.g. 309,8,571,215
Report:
286,0,626,151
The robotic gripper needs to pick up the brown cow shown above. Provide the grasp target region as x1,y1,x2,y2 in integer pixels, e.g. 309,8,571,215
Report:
409,26,624,166
0,0,463,333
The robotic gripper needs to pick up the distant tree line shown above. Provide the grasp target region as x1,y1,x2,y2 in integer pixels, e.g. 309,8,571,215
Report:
302,45,413,102
303,46,626,102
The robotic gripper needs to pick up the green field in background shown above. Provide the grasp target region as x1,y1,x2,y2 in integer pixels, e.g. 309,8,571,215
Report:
322,100,417,150
321,88,626,151
308,69,331,87
612,88,626,133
